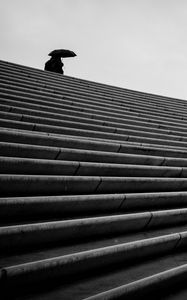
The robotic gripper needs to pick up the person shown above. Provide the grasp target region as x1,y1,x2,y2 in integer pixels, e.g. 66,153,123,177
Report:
44,56,64,74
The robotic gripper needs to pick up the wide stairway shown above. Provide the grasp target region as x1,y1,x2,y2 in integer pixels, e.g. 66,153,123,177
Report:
1,60,187,299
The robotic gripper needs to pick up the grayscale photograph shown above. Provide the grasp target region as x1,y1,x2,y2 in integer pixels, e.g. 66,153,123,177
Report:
0,1,187,299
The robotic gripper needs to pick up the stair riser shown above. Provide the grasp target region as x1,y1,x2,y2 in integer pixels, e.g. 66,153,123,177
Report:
0,157,186,177
1,192,187,221
1,176,187,197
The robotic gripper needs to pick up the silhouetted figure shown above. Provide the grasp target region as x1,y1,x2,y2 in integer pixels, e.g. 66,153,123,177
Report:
44,56,64,74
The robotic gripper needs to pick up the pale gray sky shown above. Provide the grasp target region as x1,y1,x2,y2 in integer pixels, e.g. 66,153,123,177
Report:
1,0,187,99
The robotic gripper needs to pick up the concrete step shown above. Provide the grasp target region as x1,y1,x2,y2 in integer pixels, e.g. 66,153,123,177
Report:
3,102,187,137
4,95,185,137
1,75,187,120
1,59,186,109
1,59,187,299
2,108,187,142
2,245,187,299
2,225,187,298
0,110,177,140
1,175,187,197
0,71,184,119
3,141,187,166
3,102,187,139
3,110,187,143
1,156,187,177
1,209,187,252
1,88,187,126
2,97,187,134
2,224,187,267
1,192,187,222
2,128,187,158
85,263,187,299
1,117,187,149
2,72,184,115
1,64,182,108
1,231,187,292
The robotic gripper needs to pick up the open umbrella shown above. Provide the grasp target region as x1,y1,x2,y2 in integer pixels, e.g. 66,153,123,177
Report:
48,49,76,58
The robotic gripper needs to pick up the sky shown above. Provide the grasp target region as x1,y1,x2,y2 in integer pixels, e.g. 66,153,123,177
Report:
1,0,187,100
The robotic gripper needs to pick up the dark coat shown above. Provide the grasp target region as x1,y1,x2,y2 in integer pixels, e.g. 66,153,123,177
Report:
44,57,64,74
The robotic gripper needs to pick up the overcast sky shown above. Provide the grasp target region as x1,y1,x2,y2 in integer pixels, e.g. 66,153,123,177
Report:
1,0,187,100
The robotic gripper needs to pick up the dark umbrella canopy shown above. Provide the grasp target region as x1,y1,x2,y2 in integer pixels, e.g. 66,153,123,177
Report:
48,49,76,58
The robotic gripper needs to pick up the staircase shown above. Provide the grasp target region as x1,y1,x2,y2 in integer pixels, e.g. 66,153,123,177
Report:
1,59,187,299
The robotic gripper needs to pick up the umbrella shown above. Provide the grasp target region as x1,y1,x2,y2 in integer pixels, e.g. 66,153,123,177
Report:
48,49,76,58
